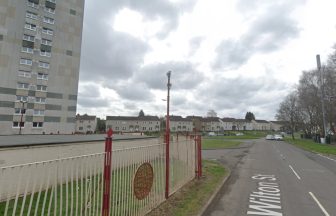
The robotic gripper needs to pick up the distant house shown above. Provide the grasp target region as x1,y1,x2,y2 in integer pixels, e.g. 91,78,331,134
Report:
270,121,288,131
234,119,253,131
219,118,253,131
169,116,193,132
202,117,221,132
106,116,160,133
220,118,236,131
76,114,97,134
186,116,203,132
252,120,271,130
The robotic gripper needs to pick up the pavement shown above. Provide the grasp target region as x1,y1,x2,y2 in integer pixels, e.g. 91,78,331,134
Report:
0,134,155,148
202,138,336,216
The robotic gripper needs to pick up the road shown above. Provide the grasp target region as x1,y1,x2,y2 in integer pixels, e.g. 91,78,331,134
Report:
203,138,336,216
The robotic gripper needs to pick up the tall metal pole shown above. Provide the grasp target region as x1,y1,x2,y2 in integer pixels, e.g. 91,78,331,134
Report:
316,54,328,142
165,71,171,199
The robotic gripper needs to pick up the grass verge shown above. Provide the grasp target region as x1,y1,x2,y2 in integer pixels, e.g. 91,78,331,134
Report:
285,137,336,155
213,135,262,139
205,131,268,140
147,160,227,216
202,139,242,149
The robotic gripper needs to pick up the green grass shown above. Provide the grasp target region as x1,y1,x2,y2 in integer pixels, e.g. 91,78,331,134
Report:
205,131,269,140
285,137,336,155
214,135,261,139
147,160,227,216
202,138,242,149
0,158,193,216
0,161,164,215
173,160,226,216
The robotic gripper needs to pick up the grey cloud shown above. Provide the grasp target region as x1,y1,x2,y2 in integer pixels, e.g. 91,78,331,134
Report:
236,0,306,14
77,83,110,108
195,77,289,116
77,97,110,108
172,94,187,106
112,81,154,101
123,102,137,110
127,0,196,38
134,61,204,90
213,2,303,70
80,30,149,82
78,84,101,98
80,0,196,82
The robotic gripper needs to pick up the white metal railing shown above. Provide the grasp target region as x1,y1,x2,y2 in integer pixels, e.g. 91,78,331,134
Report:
169,137,196,195
0,137,199,216
0,153,105,216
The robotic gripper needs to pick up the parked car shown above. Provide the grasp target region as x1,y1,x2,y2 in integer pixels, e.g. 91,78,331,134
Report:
208,132,216,136
266,135,275,140
274,134,284,141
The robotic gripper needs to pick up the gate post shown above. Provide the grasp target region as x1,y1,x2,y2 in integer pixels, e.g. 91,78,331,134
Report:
165,132,170,199
197,135,202,178
195,135,202,179
102,128,113,216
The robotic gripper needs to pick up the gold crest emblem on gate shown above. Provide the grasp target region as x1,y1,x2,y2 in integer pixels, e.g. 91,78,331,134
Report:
133,162,154,200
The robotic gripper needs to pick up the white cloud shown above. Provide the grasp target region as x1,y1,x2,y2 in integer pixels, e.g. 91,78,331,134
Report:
113,8,164,40
78,0,336,120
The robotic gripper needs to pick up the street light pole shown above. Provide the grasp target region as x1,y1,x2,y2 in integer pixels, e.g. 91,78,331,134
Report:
165,71,171,199
19,100,26,135
316,54,328,142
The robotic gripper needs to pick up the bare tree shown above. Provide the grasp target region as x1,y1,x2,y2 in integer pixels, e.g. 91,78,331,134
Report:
207,109,217,117
276,92,303,140
276,45,336,138
297,70,322,134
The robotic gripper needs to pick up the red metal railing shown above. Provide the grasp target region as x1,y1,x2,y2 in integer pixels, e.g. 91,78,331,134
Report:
0,133,202,216
102,128,113,216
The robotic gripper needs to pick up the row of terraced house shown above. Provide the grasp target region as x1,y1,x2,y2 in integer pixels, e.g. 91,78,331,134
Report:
75,114,287,134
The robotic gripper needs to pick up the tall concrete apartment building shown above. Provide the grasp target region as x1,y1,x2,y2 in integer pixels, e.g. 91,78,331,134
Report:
0,0,85,135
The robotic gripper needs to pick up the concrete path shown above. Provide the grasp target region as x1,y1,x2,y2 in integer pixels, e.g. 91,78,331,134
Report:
0,134,155,148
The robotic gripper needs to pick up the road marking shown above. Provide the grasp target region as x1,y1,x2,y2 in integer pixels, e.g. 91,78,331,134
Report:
289,165,301,180
317,154,336,162
247,174,283,216
309,192,330,216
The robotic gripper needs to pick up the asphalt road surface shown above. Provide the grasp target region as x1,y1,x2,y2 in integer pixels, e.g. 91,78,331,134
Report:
203,138,336,216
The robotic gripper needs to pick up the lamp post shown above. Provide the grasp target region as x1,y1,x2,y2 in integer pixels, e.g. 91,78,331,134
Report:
165,71,171,199
19,100,26,135
316,55,328,142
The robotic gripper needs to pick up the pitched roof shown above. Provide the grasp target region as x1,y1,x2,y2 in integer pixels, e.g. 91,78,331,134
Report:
106,116,160,121
76,114,96,121
254,119,269,123
235,119,250,123
270,121,288,125
202,117,220,122
221,118,236,122
186,116,203,120
169,115,192,122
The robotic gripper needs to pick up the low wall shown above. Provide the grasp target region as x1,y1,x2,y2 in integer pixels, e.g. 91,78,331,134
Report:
0,137,159,167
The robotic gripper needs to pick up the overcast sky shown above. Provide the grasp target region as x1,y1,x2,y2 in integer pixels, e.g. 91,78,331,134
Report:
77,0,336,120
